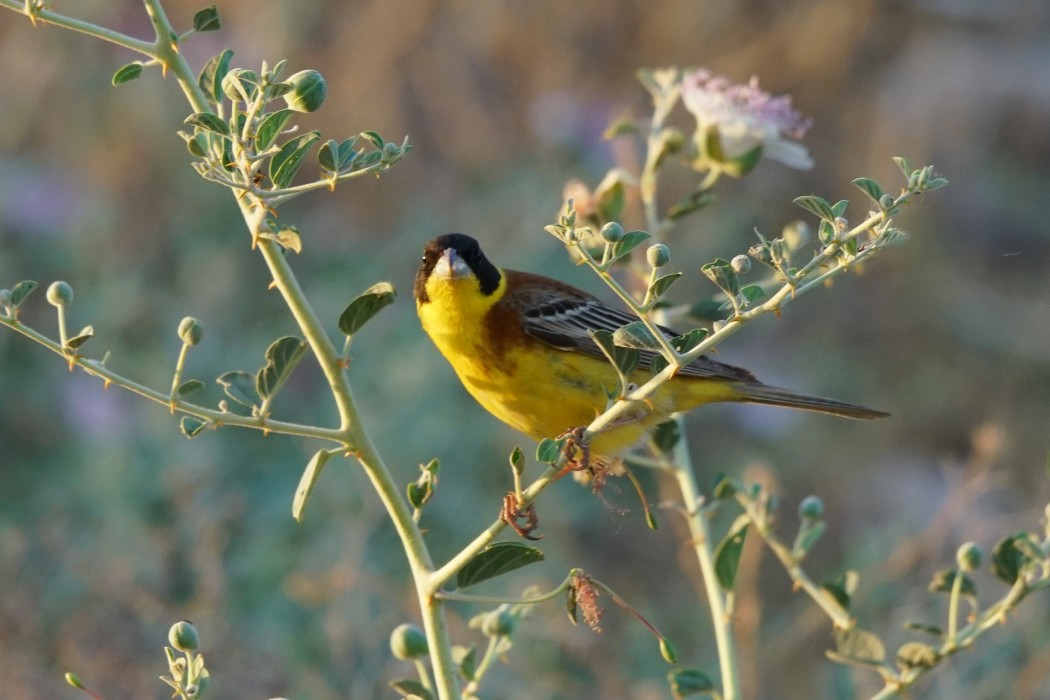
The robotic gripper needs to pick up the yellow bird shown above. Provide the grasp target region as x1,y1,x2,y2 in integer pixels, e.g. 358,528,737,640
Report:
414,233,886,468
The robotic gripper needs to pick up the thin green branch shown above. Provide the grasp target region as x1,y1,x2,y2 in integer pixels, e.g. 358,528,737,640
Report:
0,314,344,441
736,494,854,630
0,0,154,54
435,575,573,605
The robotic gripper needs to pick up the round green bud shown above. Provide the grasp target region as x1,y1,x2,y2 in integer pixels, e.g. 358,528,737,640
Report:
383,142,401,160
730,254,751,274
283,70,328,113
956,541,983,572
481,609,516,637
600,222,625,243
798,495,824,520
389,623,428,660
879,194,895,210
168,620,200,652
178,316,204,346
646,243,671,268
46,281,74,307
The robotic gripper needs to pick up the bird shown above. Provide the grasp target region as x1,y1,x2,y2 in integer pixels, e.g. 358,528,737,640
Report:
414,233,887,470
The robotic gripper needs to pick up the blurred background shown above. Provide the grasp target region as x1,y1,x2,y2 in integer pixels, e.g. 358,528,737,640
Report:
2,0,1049,698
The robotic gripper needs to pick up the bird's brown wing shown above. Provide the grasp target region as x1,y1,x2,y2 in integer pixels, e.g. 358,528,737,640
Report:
501,270,757,382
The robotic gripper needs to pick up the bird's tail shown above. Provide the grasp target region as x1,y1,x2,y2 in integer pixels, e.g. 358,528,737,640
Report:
733,383,889,420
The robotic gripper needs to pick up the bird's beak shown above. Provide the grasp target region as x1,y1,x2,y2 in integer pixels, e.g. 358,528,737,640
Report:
432,247,471,280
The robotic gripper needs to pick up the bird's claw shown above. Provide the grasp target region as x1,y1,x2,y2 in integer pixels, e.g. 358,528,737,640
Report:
500,492,542,540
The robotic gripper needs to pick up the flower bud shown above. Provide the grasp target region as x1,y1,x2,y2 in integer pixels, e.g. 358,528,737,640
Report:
730,255,751,274
956,541,983,572
798,495,824,520
382,142,401,160
646,243,671,268
47,281,74,307
389,623,428,659
878,194,895,210
283,70,327,113
168,620,200,652
600,222,624,243
178,317,204,346
481,609,516,637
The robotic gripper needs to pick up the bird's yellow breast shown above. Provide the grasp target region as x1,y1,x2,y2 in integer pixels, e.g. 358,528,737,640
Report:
416,270,732,456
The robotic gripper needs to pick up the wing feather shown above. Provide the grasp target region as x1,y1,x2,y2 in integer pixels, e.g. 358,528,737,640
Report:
502,270,756,382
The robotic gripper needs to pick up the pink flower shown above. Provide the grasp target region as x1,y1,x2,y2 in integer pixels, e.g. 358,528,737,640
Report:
682,69,813,170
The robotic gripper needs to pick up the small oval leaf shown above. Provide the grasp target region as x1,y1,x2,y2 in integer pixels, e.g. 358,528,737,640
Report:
10,280,39,308
216,370,257,407
293,449,334,522
112,62,144,86
455,542,545,589
338,282,397,336
192,5,221,32
269,131,321,189
180,416,208,439
177,379,205,398
256,336,308,400
713,515,749,591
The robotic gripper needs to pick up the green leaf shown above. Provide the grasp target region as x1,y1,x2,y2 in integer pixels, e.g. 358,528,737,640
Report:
10,280,38,308
896,641,939,670
184,112,230,136
667,668,716,698
258,228,302,254
739,284,765,304
610,230,651,262
112,62,144,86
722,143,763,177
792,519,826,559
64,325,94,350
928,568,976,596
711,474,739,500
565,585,578,625
180,416,208,439
176,379,205,398
648,272,682,301
702,124,724,162
603,117,637,140
713,515,750,591
216,370,257,407
388,679,433,700
667,188,716,221
659,637,678,664
831,199,849,217
292,449,333,522
892,156,913,179
651,420,680,456
197,49,233,105
904,621,944,638
822,570,859,611
338,282,397,336
407,458,440,511
361,130,385,149
536,437,566,463
455,542,545,589
990,533,1033,584
508,447,524,476
700,258,739,296
671,328,708,354
453,645,477,682
255,109,294,151
852,177,883,203
256,336,308,400
192,5,221,32
832,627,886,665
593,168,629,224
269,131,321,189
792,195,836,221
592,329,641,391
611,322,661,351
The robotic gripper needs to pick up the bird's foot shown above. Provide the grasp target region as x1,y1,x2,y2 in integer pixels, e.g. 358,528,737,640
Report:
500,492,542,541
